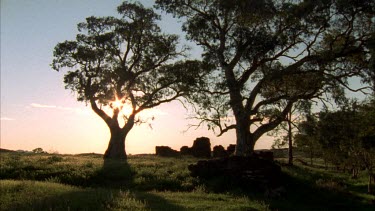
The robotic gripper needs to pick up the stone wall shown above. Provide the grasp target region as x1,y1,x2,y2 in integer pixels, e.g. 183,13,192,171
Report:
212,145,228,158
155,146,179,157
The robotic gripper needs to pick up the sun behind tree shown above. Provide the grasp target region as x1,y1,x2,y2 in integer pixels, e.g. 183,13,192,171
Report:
52,1,207,160
110,95,125,110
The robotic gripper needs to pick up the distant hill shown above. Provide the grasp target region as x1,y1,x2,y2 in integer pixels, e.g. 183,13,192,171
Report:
0,148,16,153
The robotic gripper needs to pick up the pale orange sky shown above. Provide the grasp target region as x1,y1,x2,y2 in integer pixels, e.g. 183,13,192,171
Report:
0,96,274,154
0,0,274,154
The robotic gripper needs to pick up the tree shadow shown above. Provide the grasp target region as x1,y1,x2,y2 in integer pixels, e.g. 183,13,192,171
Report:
89,159,134,188
89,159,186,210
4,187,188,211
2,184,117,210
133,192,187,210
267,165,375,211
3,169,187,211
190,163,375,210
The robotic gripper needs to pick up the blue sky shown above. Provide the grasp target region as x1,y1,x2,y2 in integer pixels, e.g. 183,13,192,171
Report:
1,0,276,154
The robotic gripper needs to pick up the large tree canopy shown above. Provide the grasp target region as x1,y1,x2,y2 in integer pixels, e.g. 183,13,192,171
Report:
52,1,206,159
156,0,375,155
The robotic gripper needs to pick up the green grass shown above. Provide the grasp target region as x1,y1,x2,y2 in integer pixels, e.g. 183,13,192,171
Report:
0,180,147,210
136,191,268,210
270,163,374,210
1,152,374,210
0,180,267,210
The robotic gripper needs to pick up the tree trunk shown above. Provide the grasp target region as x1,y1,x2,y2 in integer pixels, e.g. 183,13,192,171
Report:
104,126,128,160
287,116,293,166
351,167,358,179
90,100,136,160
103,113,135,160
324,159,328,170
368,173,374,194
234,116,252,156
224,62,253,157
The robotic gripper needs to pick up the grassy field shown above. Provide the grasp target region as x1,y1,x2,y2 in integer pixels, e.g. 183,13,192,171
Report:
0,152,374,210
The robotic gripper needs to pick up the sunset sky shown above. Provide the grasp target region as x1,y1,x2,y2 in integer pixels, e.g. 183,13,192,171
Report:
1,0,274,154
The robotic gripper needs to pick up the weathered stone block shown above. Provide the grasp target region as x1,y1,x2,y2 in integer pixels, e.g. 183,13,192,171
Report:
155,146,179,157
188,155,282,189
191,137,211,158
254,150,274,161
213,145,228,158
226,144,236,155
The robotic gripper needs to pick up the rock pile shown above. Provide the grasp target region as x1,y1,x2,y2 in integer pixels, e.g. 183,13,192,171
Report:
227,144,236,155
188,155,282,190
254,150,274,161
212,145,228,158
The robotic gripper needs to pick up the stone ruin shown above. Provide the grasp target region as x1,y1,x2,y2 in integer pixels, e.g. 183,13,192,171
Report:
212,145,228,158
155,137,211,158
255,150,274,161
180,146,191,155
156,141,275,162
227,144,236,155
188,155,282,191
178,137,212,158
191,137,211,158
155,146,179,157
155,140,281,194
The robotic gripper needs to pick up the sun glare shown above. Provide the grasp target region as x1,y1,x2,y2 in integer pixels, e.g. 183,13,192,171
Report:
109,96,133,117
111,99,124,109
110,95,126,109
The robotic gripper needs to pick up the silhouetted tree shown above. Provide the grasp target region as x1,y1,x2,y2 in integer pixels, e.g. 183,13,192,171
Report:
319,98,375,193
156,0,374,156
318,107,360,171
52,2,206,160
294,113,321,165
32,148,45,154
270,100,311,165
356,97,375,194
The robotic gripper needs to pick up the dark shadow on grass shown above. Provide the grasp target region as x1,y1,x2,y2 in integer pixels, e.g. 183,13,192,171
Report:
267,165,375,211
3,185,118,211
347,183,370,194
88,159,134,188
134,192,186,210
93,159,191,210
190,164,374,211
3,159,135,210
4,187,186,211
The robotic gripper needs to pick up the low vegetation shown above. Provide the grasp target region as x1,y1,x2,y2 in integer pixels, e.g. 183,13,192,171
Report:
0,151,374,210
